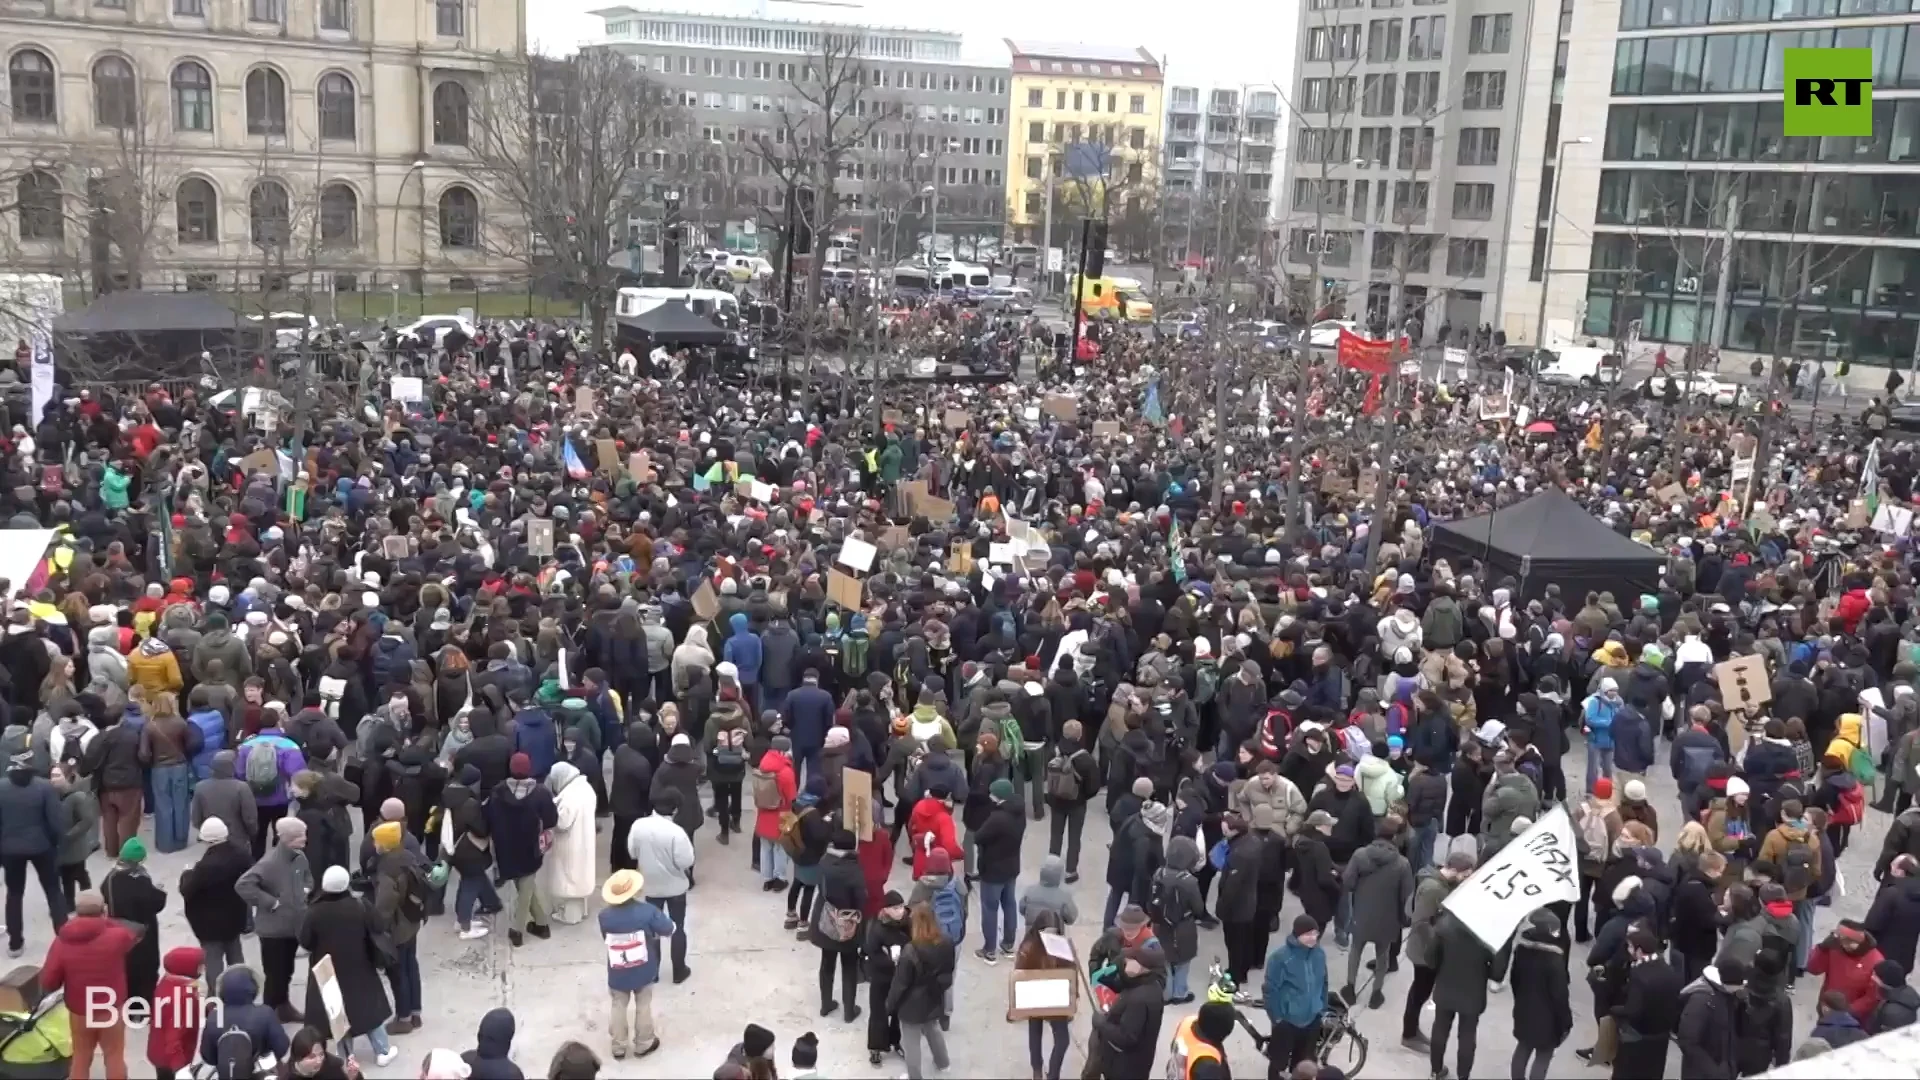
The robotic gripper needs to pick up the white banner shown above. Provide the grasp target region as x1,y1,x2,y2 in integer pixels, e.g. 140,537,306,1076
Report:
1442,805,1580,948
28,334,53,427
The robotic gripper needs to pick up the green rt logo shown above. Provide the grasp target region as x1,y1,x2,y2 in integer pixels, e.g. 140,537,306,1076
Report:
1784,48,1873,136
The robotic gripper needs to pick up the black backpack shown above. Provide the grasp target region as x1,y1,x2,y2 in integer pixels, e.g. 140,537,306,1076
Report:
213,1022,258,1079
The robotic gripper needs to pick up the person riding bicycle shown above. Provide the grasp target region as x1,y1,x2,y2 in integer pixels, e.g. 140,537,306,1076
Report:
1166,1001,1239,1080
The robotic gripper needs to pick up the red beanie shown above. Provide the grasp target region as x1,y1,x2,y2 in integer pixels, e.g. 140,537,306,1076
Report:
510,753,532,779
1592,777,1614,801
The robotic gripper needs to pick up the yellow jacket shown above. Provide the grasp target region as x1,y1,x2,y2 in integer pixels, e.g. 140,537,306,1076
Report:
128,647,183,697
1824,712,1865,768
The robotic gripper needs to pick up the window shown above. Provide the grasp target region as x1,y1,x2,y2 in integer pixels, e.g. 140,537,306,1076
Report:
1334,24,1362,59
1469,14,1511,53
1458,126,1501,164
1402,71,1439,115
1056,90,1066,109
1463,71,1506,109
176,178,216,242
317,73,355,140
1130,126,1145,150
433,81,469,145
1452,181,1496,219
1392,179,1429,222
439,186,478,247
245,68,287,135
1027,87,1043,107
1306,26,1332,60
319,184,357,247
1363,73,1396,116
167,62,213,132
248,0,281,22
1396,125,1434,168
1700,32,1765,92
1072,91,1083,111
15,172,61,241
435,0,463,35
1330,77,1356,112
174,0,203,14
1409,15,1445,59
249,180,290,246
92,56,137,129
320,0,349,30
1027,120,1044,142
1130,94,1145,113
1368,19,1403,62
1301,78,1330,111
8,51,56,124
1358,125,1392,165
1447,238,1488,276
1025,191,1042,214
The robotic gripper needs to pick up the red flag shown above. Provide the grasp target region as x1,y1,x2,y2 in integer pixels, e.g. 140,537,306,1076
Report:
1337,329,1393,375
1360,374,1384,415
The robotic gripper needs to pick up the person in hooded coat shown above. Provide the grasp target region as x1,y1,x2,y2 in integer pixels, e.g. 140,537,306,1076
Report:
1510,908,1574,1080
179,818,251,988
300,864,396,1064
1428,908,1509,1080
608,721,655,872
463,1006,527,1079
540,761,598,924
100,837,166,1005
651,732,706,846
453,708,516,796
487,753,557,946
1676,959,1746,1080
1341,821,1414,1009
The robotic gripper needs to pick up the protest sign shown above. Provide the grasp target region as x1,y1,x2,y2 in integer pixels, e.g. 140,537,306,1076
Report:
596,438,620,475
1441,807,1580,948
1715,654,1771,711
527,518,554,557
390,377,424,403
826,569,864,611
690,580,720,622
575,386,595,415
1044,394,1077,421
1093,420,1121,438
837,537,877,573
843,769,873,841
944,409,970,431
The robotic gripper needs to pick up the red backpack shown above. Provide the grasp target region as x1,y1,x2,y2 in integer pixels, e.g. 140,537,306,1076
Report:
1833,782,1867,827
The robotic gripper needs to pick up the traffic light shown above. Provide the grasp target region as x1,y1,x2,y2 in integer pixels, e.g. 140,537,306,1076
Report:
1084,219,1109,279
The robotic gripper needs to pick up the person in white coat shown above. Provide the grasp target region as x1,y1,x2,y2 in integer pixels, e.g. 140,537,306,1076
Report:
540,761,598,924
628,787,697,984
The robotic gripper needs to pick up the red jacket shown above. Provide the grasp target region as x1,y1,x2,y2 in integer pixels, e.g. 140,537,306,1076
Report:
1836,589,1871,635
908,800,961,879
1810,938,1884,1020
753,750,798,841
147,948,204,1070
858,832,894,918
40,916,137,1029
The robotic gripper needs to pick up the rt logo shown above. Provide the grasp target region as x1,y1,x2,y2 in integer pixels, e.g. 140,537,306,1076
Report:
1784,47,1873,136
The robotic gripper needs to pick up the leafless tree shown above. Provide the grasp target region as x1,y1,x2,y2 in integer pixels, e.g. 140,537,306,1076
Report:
462,49,674,351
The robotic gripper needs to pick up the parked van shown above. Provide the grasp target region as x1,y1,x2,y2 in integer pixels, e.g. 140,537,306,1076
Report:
1534,345,1623,387
1069,274,1154,322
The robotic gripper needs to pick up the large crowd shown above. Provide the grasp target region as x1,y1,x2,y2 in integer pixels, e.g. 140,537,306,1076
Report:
0,303,1917,1080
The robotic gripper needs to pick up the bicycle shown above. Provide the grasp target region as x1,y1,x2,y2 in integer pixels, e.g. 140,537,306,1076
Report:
1204,964,1370,1078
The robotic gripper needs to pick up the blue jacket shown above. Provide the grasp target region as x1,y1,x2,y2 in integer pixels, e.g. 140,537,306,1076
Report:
1582,695,1618,751
201,967,291,1065
786,684,836,753
511,707,558,780
188,709,227,780
1263,934,1327,1028
586,687,624,754
1611,703,1656,774
723,613,763,687
599,898,677,992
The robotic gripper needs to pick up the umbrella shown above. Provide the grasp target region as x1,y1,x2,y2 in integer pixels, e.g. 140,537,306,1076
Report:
1525,420,1557,434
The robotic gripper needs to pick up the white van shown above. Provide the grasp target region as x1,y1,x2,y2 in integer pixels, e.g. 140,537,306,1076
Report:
616,287,740,321
1534,345,1623,387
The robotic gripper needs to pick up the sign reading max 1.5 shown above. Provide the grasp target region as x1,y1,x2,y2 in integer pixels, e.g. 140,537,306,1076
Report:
1784,47,1873,136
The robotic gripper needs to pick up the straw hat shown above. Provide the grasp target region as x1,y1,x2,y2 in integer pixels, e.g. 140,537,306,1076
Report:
601,869,645,905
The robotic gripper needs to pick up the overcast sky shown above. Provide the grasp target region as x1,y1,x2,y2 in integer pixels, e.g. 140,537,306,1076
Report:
535,0,1297,93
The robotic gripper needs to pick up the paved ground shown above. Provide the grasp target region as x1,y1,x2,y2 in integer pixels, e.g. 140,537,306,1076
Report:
16,735,1891,1078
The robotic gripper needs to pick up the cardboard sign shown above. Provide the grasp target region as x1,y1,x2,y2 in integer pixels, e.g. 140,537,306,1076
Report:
596,438,621,475
527,518,554,557
382,535,409,559
241,449,278,477
574,386,595,415
390,376,424,403
1874,501,1914,537
827,568,864,611
1043,394,1077,421
1715,654,1771,711
1320,471,1352,496
1008,968,1078,1020
949,539,974,575
1846,498,1870,529
1657,484,1687,504
690,580,720,622
312,955,348,1039
843,768,873,841
944,408,970,431
837,537,877,573
1093,420,1121,438
899,479,928,514
1358,467,1381,500
918,494,956,522
627,451,652,483
879,525,911,551
735,478,757,501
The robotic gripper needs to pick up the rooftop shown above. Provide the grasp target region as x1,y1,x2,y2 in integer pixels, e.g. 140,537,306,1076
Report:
589,5,959,42
1005,38,1161,68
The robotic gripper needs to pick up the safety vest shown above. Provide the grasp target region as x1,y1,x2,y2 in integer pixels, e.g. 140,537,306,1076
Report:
1164,1016,1223,1080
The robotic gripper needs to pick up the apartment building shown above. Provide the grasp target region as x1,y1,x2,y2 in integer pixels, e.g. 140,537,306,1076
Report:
1161,84,1281,268
1561,0,1920,368
1003,40,1164,245
1,0,527,293
591,7,1011,257
1276,0,1599,338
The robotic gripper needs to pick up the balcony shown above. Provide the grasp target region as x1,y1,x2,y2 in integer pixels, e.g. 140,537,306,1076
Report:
1169,94,1201,113
1246,95,1278,118
1244,126,1275,145
1209,95,1240,115
1167,155,1199,169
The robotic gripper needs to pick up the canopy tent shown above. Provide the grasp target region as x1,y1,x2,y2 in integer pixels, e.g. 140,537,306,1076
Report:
613,300,732,347
1428,488,1666,601
53,292,241,334
53,292,256,381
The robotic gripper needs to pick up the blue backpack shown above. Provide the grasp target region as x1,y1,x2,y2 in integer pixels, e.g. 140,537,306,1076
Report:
931,880,967,944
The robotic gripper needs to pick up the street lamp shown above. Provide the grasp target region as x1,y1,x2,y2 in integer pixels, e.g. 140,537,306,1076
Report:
389,158,428,322
1527,135,1593,407
914,149,942,264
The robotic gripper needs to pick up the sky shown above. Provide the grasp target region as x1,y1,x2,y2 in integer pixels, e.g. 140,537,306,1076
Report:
534,0,1297,92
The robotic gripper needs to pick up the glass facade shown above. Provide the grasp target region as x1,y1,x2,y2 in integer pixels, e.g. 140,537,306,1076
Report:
1611,26,1920,92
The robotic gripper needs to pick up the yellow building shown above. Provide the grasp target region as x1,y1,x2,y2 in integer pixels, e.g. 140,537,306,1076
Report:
1003,40,1164,243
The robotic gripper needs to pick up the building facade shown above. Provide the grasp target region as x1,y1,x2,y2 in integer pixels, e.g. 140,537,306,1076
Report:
1161,83,1280,268
1276,0,1600,338
1003,39,1164,246
1,0,528,295
590,6,1011,261
1561,0,1920,368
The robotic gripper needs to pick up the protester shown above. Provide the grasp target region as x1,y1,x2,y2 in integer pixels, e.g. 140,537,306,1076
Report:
597,868,675,1060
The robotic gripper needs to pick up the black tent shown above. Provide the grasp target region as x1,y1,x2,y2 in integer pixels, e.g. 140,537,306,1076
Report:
54,292,241,334
613,300,732,347
1428,488,1666,600
53,292,256,381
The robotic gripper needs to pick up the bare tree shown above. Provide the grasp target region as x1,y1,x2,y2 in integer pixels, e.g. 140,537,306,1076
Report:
463,49,672,351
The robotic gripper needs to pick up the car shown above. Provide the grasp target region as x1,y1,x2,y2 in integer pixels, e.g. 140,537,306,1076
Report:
1307,319,1362,349
1886,402,1920,436
1230,321,1292,350
398,313,476,347
979,286,1035,315
1634,372,1741,406
1533,346,1625,387
246,311,319,350
1156,313,1204,341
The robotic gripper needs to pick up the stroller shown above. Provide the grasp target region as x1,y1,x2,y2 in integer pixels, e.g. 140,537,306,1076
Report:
0,990,72,1079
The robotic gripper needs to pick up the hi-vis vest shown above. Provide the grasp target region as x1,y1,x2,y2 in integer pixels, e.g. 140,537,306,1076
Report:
1164,1016,1223,1080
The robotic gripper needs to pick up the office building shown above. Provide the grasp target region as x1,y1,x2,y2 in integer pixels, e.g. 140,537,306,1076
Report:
591,6,1011,259
1,0,528,294
1276,0,1602,338
1003,40,1164,247
1161,83,1281,268
1562,0,1920,367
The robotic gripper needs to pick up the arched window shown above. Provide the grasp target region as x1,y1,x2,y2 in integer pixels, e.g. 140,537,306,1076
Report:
175,177,217,242
438,186,477,248
170,61,212,132
249,179,290,246
16,171,62,241
319,183,357,248
7,50,57,123
245,68,286,136
317,73,355,140
431,81,468,145
91,56,137,129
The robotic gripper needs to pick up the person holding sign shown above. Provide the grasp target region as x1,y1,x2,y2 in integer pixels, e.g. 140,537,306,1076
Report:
598,868,676,1061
